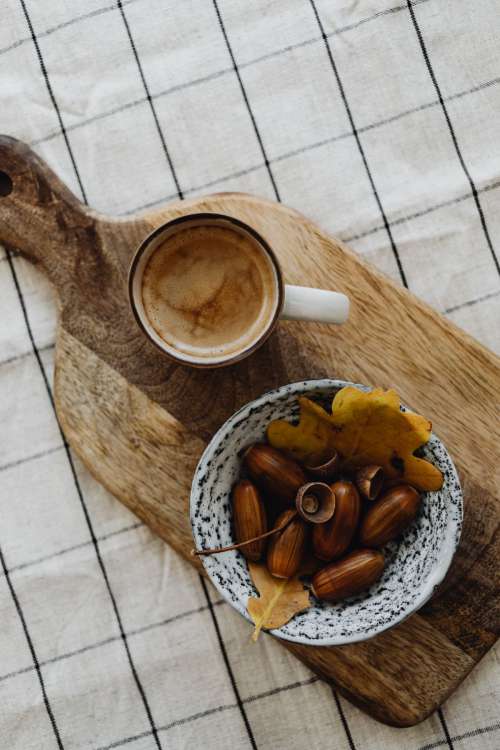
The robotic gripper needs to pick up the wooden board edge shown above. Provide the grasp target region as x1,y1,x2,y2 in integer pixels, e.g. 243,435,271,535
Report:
142,192,500,369
52,328,487,729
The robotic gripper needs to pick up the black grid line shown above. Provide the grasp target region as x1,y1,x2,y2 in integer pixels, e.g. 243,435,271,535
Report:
120,162,265,215
119,189,180,215
0,600,226,686
0,341,55,369
406,14,464,750
332,690,357,750
30,49,500,167
121,161,272,215
437,707,455,750
445,289,500,315
199,575,258,749
23,62,500,288
124,148,500,222
417,721,500,750
4,520,143,577
30,95,147,147
96,675,325,750
343,177,500,243
3,4,497,746
73,713,500,750
0,443,63,474
322,0,430,40
30,66,234,148
0,248,19,261
0,542,64,748
272,130,352,165
235,0,431,71
119,5,262,740
15,8,169,743
126,598,223,638
357,74,500,138
116,0,183,200
96,705,238,750
0,0,138,57
309,0,407,287
408,0,500,276
19,0,87,203
0,0,431,61
158,704,238,737
4,253,162,746
0,662,34,685
42,634,119,670
309,1,406,740
211,0,280,201
243,675,319,703
4,248,163,748
97,730,155,750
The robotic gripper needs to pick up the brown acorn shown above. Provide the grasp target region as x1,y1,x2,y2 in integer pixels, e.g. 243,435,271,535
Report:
244,444,306,509
359,484,421,547
232,480,268,562
355,465,384,501
267,509,308,578
296,482,336,524
311,549,385,602
312,480,361,561
304,451,340,482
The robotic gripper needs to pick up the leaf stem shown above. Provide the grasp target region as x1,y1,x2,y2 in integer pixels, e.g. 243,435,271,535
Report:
251,578,287,641
191,511,297,558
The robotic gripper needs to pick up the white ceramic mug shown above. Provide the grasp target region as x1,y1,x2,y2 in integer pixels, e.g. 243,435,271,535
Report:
128,213,349,368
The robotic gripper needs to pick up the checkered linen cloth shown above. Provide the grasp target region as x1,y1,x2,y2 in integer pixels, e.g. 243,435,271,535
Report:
1,1,499,748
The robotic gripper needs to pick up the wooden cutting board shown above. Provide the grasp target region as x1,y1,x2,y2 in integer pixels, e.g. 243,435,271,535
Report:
1,136,499,727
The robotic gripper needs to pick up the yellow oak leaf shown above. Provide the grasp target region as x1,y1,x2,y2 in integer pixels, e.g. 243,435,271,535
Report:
266,396,338,465
267,387,443,491
247,562,311,641
329,387,442,490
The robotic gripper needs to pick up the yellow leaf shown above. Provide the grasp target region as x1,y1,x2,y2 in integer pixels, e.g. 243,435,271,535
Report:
267,396,338,465
330,387,442,490
247,562,311,641
267,387,443,492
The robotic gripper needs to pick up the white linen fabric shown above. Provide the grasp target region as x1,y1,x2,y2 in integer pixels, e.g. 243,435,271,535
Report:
1,1,499,749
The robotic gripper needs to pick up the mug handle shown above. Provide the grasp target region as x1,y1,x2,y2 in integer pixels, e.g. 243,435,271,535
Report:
281,285,350,325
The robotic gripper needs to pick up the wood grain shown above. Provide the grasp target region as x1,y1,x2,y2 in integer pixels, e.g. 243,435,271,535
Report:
1,135,499,727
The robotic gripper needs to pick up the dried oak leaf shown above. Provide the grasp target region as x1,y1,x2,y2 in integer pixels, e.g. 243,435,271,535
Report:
267,387,443,491
267,396,338,465
247,562,311,641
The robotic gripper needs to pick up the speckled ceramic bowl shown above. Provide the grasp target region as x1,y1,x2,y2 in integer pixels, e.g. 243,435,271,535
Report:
190,380,463,646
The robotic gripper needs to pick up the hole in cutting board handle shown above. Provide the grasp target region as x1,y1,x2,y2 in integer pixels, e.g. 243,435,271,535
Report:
0,171,13,197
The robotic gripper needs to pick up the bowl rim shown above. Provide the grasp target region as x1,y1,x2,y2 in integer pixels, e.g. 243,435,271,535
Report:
190,379,463,646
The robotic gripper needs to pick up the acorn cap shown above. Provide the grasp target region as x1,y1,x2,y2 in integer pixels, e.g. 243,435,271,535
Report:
304,451,340,481
295,482,336,524
355,465,384,501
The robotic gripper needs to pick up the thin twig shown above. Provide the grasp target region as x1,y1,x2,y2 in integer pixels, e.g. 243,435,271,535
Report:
192,511,297,557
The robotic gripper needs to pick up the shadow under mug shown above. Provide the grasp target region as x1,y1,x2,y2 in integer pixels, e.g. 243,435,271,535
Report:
128,213,349,368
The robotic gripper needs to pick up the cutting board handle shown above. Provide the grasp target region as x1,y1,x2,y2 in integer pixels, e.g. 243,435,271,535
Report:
0,135,110,291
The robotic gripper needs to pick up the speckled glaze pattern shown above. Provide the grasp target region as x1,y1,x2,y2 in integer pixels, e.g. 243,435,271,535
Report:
190,380,463,646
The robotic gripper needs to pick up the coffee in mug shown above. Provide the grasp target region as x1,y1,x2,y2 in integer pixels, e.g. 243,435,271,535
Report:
129,213,349,368
141,224,280,362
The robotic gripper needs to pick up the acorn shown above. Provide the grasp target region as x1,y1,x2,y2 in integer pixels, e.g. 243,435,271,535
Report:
296,482,336,524
359,484,421,547
244,444,306,509
311,549,385,602
355,465,384,501
232,480,268,562
304,451,340,482
312,480,360,561
267,509,308,578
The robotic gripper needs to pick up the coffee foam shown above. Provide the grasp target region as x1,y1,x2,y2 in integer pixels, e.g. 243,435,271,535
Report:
141,225,279,362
